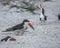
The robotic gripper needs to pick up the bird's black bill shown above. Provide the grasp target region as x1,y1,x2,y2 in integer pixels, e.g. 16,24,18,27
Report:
30,26,34,30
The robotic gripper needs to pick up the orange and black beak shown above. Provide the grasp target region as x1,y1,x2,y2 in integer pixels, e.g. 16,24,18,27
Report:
38,5,42,10
28,23,34,30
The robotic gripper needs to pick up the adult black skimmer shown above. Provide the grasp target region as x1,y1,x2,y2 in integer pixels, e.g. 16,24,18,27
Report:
2,19,34,32
38,5,47,23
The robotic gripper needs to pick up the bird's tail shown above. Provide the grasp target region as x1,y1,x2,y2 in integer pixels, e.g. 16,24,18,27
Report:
44,16,47,20
2,28,13,32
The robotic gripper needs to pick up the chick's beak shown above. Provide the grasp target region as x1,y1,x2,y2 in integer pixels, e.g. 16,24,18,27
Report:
28,23,34,30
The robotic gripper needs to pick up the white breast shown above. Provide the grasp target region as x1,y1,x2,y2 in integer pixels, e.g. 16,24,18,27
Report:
40,13,44,20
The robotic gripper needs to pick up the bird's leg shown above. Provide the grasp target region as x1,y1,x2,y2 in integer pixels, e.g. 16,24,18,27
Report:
43,20,45,23
43,20,46,25
41,20,42,23
40,20,43,25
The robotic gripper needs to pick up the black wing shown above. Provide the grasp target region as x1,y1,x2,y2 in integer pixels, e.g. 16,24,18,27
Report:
44,16,47,21
2,23,24,32
42,8,45,15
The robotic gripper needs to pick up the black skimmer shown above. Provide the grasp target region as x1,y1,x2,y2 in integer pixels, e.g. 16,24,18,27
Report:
2,19,34,35
1,36,16,42
38,5,47,23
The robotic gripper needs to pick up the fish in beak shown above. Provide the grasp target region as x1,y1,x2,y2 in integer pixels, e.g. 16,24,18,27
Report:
28,23,34,30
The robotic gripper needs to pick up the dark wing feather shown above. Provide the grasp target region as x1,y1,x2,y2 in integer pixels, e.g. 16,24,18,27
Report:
44,16,47,20
42,8,44,15
2,23,24,32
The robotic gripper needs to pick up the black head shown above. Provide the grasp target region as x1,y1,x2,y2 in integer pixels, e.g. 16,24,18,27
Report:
23,19,30,23
23,19,34,30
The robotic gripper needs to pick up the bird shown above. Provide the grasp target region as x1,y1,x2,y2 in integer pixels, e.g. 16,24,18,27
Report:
2,19,34,35
1,36,16,42
38,5,47,23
